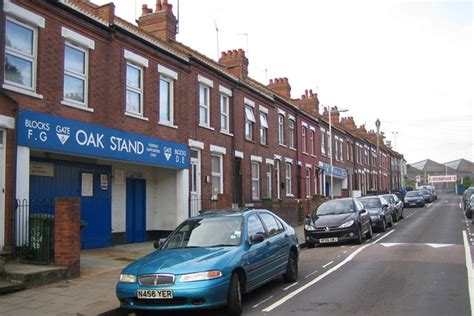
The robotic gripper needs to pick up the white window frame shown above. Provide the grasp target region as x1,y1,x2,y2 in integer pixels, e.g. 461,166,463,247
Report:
125,62,144,116
275,159,281,199
302,126,307,153
251,161,260,201
62,42,89,108
3,2,45,98
211,154,223,197
310,129,315,156
245,105,256,141
158,65,177,126
305,167,311,198
199,83,211,127
124,50,148,119
321,129,326,155
259,112,268,145
265,164,272,198
220,93,230,133
288,119,295,149
278,114,285,145
285,162,293,196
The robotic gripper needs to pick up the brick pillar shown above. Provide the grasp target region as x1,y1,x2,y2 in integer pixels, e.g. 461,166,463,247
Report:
54,197,81,278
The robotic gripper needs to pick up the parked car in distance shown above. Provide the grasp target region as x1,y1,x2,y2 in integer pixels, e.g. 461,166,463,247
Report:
359,196,393,232
382,193,404,222
116,209,299,316
464,187,474,210
420,189,433,203
419,185,437,201
465,194,474,219
304,198,372,248
404,190,426,208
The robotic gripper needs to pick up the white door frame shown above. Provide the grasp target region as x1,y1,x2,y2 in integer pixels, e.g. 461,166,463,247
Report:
190,149,201,217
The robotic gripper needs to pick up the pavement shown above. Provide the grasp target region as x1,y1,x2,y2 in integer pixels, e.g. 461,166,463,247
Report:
0,225,306,315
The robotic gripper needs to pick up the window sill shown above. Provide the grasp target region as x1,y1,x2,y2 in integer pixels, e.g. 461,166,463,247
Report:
260,143,269,148
220,130,234,137
159,121,179,129
3,84,43,99
279,143,287,148
199,124,215,131
286,194,295,198
61,100,94,112
290,147,297,151
125,112,149,121
245,138,256,144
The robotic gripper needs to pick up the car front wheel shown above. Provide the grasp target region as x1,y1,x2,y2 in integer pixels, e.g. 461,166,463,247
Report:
366,224,373,239
227,272,242,316
283,252,298,283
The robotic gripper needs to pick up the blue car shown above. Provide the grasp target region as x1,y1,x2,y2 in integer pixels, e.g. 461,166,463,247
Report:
116,209,299,315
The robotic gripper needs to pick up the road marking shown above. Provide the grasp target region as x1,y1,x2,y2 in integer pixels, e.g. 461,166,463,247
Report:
350,246,356,249
462,231,474,316
283,282,298,291
322,261,334,268
375,233,380,237
262,230,395,312
342,251,347,254
394,223,398,226
253,295,274,308
380,243,404,247
427,203,432,208
425,243,455,248
304,270,318,279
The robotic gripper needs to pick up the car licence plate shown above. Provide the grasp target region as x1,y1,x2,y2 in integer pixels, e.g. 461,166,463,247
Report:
319,237,338,243
137,289,173,299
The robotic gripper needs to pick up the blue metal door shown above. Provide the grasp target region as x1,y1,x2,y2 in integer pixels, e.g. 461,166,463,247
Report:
126,178,146,243
29,158,111,249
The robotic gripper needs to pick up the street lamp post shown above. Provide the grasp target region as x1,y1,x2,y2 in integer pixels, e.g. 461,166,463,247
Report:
376,118,381,194
328,107,348,199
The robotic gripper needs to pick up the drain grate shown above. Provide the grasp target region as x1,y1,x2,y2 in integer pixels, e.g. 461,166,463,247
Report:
114,257,134,262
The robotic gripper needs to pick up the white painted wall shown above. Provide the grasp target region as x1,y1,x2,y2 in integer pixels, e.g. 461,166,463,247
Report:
16,146,30,246
106,161,187,234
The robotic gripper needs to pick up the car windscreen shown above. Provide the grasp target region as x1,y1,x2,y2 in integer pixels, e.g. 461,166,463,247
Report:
359,198,381,208
162,217,243,249
406,191,420,197
382,195,395,203
315,199,355,216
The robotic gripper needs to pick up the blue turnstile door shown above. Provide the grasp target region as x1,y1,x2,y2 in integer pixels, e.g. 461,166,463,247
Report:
126,178,146,243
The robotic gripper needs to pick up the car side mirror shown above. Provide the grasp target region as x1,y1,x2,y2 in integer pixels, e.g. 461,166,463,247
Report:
249,233,265,245
154,239,165,249
359,209,367,215
383,204,388,208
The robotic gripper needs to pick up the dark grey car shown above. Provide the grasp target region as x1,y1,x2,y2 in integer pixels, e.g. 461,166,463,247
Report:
304,198,372,248
382,194,404,222
359,196,393,232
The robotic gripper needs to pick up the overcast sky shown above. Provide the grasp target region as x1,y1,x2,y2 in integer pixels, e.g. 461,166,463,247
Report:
94,0,473,165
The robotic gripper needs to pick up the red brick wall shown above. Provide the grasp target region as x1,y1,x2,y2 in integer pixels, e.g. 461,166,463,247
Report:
54,197,80,278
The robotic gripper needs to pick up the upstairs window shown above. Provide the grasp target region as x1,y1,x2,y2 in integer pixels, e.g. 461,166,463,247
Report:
302,126,307,153
220,94,229,132
63,44,87,105
310,130,315,155
288,119,295,148
321,130,326,155
278,114,285,145
198,75,213,128
259,112,268,145
124,50,148,117
5,19,36,90
158,65,178,125
245,105,256,141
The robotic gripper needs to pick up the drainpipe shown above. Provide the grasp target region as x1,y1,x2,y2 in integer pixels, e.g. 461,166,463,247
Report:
231,82,238,206
0,89,20,255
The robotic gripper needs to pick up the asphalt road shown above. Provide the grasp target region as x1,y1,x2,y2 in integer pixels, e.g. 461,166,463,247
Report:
112,193,472,316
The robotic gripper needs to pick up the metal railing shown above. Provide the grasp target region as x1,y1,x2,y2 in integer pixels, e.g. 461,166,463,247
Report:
14,199,55,264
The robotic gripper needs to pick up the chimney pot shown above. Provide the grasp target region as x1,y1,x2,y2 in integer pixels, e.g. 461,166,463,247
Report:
156,0,162,12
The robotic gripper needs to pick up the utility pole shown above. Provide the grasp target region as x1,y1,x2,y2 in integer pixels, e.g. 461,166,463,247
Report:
376,118,381,194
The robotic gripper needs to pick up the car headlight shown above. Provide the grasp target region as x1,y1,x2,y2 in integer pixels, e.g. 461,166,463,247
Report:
305,224,316,231
119,274,137,283
338,220,354,228
180,270,222,283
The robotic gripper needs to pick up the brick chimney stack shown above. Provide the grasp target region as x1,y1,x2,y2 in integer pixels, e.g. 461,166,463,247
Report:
322,106,340,125
267,77,291,98
218,49,249,78
295,89,320,117
138,0,177,41
340,116,357,131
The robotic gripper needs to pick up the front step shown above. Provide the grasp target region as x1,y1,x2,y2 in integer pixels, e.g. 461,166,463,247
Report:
5,263,68,289
0,280,26,294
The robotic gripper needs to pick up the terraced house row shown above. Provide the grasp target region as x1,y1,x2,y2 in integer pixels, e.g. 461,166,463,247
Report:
0,0,406,251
